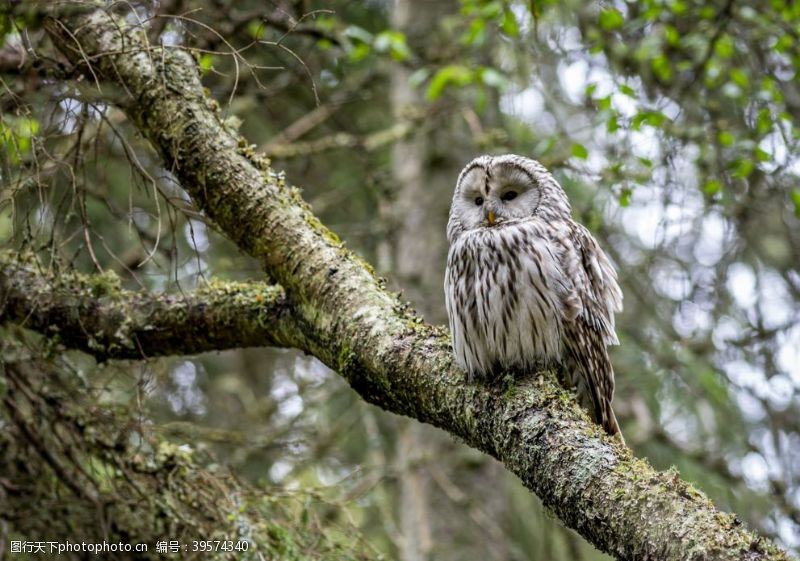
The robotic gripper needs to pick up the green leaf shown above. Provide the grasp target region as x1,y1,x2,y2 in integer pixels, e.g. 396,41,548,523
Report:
643,6,660,20
607,114,619,133
791,188,800,217
599,8,625,30
730,68,749,88
374,30,411,61
755,147,771,162
632,111,669,131
651,54,673,82
571,143,589,159
1,116,39,163
670,0,688,15
664,25,680,46
699,6,716,18
731,158,755,178
619,84,636,97
247,21,265,40
774,34,793,53
718,130,734,147
756,108,772,134
714,35,735,58
501,9,520,37
703,179,722,195
15,117,37,138
463,17,486,45
425,65,474,100
348,43,371,63
198,54,214,73
619,187,632,207
479,1,503,19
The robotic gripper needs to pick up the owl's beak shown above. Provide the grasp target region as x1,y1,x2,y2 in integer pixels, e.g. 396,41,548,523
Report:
487,211,496,226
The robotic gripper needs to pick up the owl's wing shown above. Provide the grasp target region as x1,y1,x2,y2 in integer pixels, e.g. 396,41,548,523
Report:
562,222,623,345
559,222,625,441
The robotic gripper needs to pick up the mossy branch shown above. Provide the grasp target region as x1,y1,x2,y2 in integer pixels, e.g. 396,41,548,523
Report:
0,251,303,360
39,4,795,560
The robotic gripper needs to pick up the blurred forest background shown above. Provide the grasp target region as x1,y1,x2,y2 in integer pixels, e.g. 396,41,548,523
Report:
1,0,799,559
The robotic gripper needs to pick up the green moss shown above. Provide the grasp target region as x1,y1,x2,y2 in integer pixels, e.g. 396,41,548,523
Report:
336,343,357,374
88,269,122,297
312,215,342,246
267,524,296,555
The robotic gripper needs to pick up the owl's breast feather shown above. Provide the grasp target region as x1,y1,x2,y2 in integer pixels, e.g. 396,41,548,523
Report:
445,221,568,379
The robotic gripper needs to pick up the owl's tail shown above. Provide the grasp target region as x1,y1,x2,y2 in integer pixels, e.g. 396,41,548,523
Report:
581,369,625,445
561,361,625,444
603,399,625,445
561,324,625,445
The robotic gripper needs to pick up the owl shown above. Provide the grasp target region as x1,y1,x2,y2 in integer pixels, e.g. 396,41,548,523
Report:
444,154,624,441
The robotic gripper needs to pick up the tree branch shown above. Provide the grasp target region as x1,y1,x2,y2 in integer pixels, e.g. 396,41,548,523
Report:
41,4,794,560
262,121,415,159
0,252,302,360
0,45,26,73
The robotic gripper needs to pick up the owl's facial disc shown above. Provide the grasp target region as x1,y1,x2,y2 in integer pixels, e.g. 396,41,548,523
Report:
454,160,541,231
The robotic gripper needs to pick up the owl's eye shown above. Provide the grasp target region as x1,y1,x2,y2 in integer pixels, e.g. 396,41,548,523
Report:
501,191,518,202
474,196,484,206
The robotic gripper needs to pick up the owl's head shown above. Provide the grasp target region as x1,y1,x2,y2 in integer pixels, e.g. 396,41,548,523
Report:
446,154,571,243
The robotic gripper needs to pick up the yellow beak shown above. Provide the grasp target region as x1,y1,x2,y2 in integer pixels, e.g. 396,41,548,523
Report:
487,211,496,226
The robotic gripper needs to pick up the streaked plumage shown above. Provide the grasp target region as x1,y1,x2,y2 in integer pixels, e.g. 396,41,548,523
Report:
444,154,624,440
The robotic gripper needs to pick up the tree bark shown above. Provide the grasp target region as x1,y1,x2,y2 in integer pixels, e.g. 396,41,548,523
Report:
0,251,301,360
34,4,795,560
